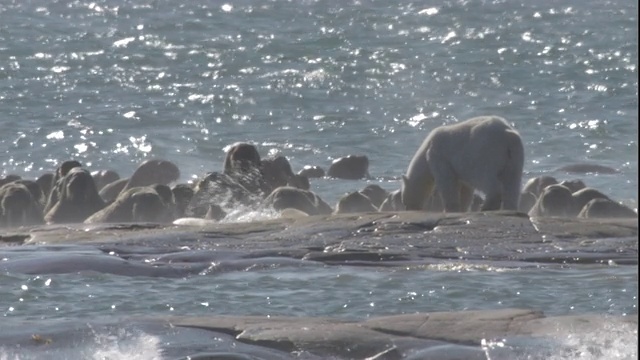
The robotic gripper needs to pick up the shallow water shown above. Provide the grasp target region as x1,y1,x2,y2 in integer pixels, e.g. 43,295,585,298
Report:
0,0,637,358
1,252,637,321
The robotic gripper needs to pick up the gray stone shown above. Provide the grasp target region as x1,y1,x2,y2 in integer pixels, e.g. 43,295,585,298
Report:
164,309,636,359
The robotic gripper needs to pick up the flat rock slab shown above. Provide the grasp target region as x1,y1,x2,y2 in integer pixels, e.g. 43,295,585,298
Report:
5,309,635,359
0,211,637,265
163,308,637,359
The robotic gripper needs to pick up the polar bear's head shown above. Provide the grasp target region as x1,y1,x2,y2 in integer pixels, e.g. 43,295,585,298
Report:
401,175,427,211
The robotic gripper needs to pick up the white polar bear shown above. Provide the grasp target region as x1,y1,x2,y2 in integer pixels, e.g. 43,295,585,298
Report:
401,115,524,212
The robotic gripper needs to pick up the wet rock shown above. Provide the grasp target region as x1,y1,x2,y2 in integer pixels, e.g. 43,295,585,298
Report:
166,309,636,359
4,212,637,266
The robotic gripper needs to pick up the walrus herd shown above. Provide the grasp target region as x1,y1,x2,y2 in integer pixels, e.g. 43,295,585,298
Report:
0,141,636,228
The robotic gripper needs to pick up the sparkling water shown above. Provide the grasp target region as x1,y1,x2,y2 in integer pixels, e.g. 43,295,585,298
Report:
0,0,637,358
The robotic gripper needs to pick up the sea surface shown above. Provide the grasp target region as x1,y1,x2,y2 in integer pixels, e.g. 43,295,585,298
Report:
0,0,637,358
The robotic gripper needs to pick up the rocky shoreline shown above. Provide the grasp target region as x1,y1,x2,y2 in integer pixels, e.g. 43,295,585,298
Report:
1,211,637,266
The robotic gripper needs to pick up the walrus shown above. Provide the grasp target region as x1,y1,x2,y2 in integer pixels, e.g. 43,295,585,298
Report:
35,172,55,200
334,191,378,214
148,183,177,220
85,186,175,224
522,176,558,198
556,163,619,174
379,189,404,212
288,174,310,191
263,186,333,216
43,160,83,214
91,169,121,191
99,178,129,204
358,184,389,209
0,182,44,228
185,172,260,218
222,143,274,196
260,156,309,192
223,142,262,174
518,192,537,214
44,167,105,224
558,179,587,193
171,183,195,218
571,188,611,217
528,184,574,217
0,174,21,187
13,179,45,206
327,155,370,180
204,204,227,221
278,207,310,218
99,159,180,203
129,190,174,223
123,159,180,193
519,175,562,213
260,156,295,190
578,198,637,219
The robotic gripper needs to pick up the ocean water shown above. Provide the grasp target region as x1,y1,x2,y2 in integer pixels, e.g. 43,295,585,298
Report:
0,0,637,358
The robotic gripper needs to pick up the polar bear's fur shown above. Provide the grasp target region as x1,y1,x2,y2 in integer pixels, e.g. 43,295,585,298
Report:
401,116,524,212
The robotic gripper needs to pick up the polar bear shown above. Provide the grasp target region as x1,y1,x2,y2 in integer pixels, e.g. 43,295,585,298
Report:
401,115,524,212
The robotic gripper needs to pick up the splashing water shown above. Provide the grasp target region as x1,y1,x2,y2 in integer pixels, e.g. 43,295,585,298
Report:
482,320,638,360
89,327,163,360
0,327,163,360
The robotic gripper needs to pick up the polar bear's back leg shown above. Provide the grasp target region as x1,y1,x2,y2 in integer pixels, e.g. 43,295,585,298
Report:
501,175,522,210
478,176,504,211
500,129,525,211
